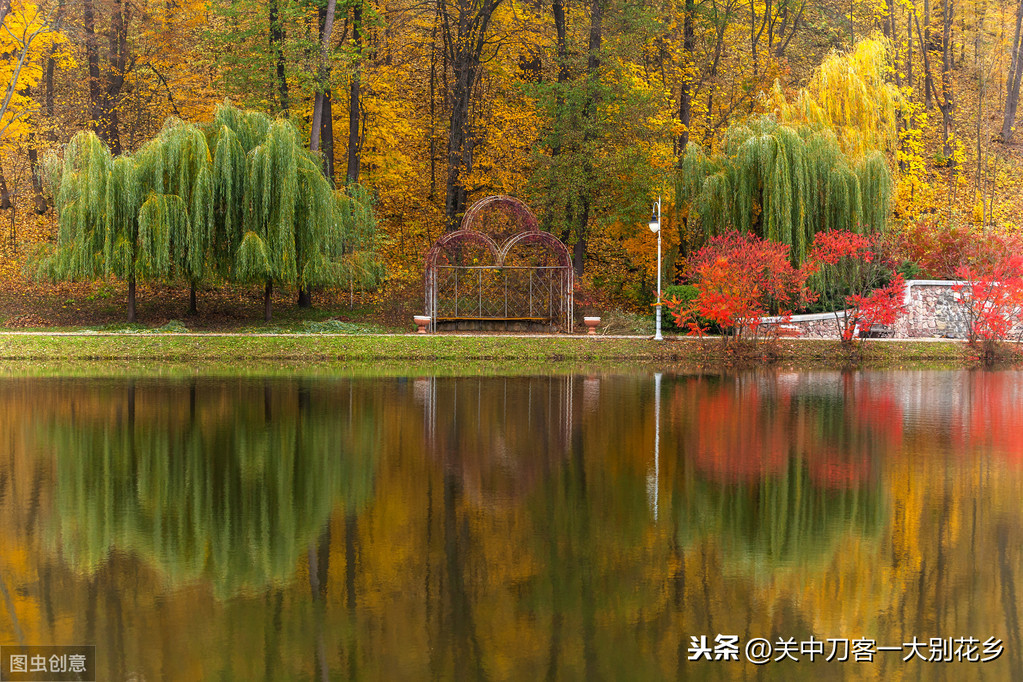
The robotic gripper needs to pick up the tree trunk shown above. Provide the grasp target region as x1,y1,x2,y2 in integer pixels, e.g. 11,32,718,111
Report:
346,1,364,185
915,10,954,161
773,0,806,58
264,280,273,322
553,0,569,85
83,0,103,135
298,287,311,308
44,48,57,141
939,0,954,162
127,276,136,323
675,0,695,157
27,138,47,214
321,88,335,183
975,4,986,198
924,0,933,109
886,0,901,86
885,0,905,171
441,0,502,230
269,0,290,114
907,7,914,86
573,237,586,276
0,169,10,210
548,0,568,171
444,66,473,230
103,0,127,154
309,0,337,155
571,0,602,277
83,0,127,153
188,281,197,315
428,10,439,200
1001,0,1023,142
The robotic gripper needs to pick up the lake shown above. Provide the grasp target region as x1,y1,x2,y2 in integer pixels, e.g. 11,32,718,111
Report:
0,371,1020,680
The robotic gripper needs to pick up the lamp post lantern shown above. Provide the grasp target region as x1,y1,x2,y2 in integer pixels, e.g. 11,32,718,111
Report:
648,197,663,341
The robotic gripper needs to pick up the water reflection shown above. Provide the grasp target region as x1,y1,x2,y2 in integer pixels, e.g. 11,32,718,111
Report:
41,380,378,598
675,374,888,579
0,372,1019,679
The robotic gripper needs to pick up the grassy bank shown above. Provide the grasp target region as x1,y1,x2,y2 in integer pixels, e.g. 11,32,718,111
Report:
0,332,1001,373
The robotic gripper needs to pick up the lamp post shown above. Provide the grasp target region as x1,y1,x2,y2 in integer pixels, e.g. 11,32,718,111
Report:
648,197,663,341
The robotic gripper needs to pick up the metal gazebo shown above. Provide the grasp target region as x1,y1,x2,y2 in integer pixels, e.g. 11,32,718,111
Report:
424,196,574,332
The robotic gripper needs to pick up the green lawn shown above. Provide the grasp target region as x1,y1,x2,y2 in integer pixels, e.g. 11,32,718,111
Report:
0,332,995,375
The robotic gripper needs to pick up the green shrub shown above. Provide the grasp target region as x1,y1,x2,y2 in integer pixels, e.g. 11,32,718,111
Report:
155,320,189,333
661,284,717,332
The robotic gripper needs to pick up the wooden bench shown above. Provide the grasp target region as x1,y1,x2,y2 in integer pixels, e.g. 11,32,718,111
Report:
434,317,551,323
433,316,556,332
859,323,894,338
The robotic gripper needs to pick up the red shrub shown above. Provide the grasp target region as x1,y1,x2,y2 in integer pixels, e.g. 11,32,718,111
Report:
807,230,906,342
952,255,1023,347
896,221,1023,279
666,231,809,342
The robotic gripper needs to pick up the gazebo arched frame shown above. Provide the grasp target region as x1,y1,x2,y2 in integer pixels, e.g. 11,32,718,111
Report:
424,196,574,332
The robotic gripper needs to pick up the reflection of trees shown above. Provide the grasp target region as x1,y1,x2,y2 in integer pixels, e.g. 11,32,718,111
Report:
676,458,884,578
3,372,1023,679
505,376,663,680
43,380,378,598
675,375,889,577
414,377,576,679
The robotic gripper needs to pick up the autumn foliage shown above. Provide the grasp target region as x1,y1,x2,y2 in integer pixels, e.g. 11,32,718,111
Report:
895,221,1023,280
895,222,1023,351
665,231,809,342
666,229,912,344
952,256,1023,348
806,230,906,342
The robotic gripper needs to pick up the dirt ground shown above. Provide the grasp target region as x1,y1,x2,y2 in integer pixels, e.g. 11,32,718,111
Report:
0,277,422,331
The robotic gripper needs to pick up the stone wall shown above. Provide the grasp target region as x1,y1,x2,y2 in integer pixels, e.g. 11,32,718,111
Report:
761,312,848,339
893,280,968,338
762,280,1002,340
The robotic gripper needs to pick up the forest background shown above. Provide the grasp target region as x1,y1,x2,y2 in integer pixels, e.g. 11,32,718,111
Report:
2,0,1023,329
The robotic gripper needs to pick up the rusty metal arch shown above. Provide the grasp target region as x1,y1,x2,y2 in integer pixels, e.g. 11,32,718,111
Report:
497,230,572,269
424,229,501,271
424,196,574,332
460,194,540,234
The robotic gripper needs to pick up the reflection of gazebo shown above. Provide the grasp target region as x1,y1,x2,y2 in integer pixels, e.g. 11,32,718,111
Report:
424,196,573,332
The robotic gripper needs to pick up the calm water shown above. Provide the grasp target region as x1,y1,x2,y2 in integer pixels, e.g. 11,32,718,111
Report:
0,371,1021,680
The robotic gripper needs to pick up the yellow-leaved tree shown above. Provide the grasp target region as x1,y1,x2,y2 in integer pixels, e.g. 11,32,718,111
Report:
0,0,66,148
770,36,902,159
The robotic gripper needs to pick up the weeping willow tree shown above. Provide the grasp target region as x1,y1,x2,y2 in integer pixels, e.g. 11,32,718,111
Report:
37,132,112,283
770,36,901,159
213,105,382,320
676,118,892,265
675,38,899,266
39,102,383,321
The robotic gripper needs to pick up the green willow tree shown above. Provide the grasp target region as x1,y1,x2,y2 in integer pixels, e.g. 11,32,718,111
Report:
39,103,382,321
677,117,892,265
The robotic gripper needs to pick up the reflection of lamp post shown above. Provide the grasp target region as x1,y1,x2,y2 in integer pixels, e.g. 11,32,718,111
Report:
648,197,663,341
648,372,662,521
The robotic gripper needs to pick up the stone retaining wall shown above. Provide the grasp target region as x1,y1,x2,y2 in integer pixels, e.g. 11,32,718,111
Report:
762,280,1019,340
893,280,968,338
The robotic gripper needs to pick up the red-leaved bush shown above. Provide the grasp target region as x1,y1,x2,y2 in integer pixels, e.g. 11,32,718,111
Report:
807,230,906,342
665,231,809,342
896,221,1023,279
952,256,1023,348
